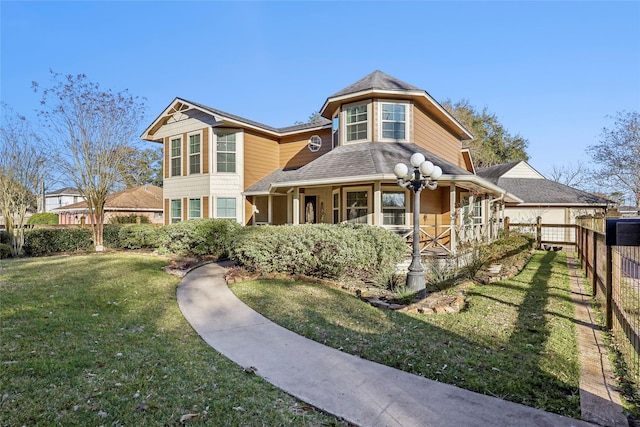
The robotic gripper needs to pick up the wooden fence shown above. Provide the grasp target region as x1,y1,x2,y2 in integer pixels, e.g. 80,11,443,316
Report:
505,216,578,250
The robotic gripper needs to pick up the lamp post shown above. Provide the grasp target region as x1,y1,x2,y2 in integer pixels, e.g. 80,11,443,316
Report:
393,153,442,294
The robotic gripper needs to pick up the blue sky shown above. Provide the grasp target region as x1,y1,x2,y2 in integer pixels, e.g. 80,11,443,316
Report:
1,1,639,178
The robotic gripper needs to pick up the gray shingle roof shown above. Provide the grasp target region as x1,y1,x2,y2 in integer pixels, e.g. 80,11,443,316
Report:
491,178,610,205
182,98,331,134
46,187,82,196
329,70,423,98
475,162,522,183
245,142,472,192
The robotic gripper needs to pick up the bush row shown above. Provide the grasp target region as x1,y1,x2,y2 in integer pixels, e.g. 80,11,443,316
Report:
230,223,407,282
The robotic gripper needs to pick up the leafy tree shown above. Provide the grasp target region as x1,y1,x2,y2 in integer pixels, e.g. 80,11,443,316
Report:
295,111,327,125
587,111,640,207
442,99,529,167
117,146,162,188
0,106,48,256
33,72,146,250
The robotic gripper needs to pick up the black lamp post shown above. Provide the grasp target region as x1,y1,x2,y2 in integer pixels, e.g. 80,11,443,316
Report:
393,153,442,293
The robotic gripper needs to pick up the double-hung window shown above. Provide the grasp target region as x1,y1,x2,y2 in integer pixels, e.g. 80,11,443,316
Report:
217,131,236,173
462,196,483,225
170,137,182,177
170,199,182,223
382,191,406,226
345,104,368,142
188,198,201,219
332,191,340,223
381,103,407,140
346,190,368,224
188,133,201,174
217,197,236,220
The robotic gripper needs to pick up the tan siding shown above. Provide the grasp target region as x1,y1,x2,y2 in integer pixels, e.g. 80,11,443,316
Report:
202,128,209,174
413,104,462,166
164,137,170,179
164,199,169,225
203,196,209,218
279,129,332,169
243,130,280,189
182,197,188,220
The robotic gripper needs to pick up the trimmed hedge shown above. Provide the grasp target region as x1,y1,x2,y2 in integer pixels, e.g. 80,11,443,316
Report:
27,212,59,225
118,225,160,250
156,218,241,257
23,228,93,255
230,223,407,282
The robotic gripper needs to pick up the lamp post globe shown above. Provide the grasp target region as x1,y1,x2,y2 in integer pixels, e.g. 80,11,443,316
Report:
394,153,442,295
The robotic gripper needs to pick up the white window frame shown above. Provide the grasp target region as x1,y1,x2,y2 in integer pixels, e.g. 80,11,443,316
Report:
188,131,202,175
216,130,236,173
462,195,483,225
170,136,182,177
379,101,410,142
343,101,371,144
216,197,237,220
382,188,409,227
188,198,202,219
332,189,340,223
170,199,182,223
343,186,371,224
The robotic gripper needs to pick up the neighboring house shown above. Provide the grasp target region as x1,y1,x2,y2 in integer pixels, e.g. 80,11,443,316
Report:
53,185,163,225
618,206,640,218
44,187,84,212
477,161,611,241
142,70,523,255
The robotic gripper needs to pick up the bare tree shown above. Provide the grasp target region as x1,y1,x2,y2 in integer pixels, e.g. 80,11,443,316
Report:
33,72,146,250
0,105,47,255
548,161,590,189
587,111,640,207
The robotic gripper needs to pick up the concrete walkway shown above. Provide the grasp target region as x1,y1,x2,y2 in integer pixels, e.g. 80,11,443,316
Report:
177,262,599,427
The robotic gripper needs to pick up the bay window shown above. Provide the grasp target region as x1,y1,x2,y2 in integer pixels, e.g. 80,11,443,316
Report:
346,190,369,223
381,103,407,140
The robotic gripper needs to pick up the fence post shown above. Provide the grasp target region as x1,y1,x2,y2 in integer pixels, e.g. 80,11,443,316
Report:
536,216,542,250
504,216,510,233
592,229,597,296
606,244,613,330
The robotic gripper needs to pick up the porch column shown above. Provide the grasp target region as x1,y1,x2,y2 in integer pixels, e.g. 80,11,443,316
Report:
268,195,273,224
373,181,382,226
292,188,300,225
450,184,457,254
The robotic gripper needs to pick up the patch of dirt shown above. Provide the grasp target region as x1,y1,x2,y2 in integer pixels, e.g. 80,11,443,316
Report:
161,255,218,277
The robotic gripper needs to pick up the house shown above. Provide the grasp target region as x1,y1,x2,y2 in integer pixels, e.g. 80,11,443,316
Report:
142,71,523,255
477,161,611,242
53,185,163,225
44,187,84,212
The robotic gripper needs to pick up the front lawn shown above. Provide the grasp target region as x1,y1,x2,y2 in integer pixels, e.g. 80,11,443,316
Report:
230,250,581,418
0,253,338,426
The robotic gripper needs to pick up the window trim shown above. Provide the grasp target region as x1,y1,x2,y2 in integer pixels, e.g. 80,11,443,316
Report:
332,189,340,223
343,186,371,224
378,100,410,142
308,135,322,152
188,197,202,219
169,135,182,177
382,188,409,227
188,131,202,175
216,197,237,220
170,199,182,223
216,130,237,173
343,101,371,144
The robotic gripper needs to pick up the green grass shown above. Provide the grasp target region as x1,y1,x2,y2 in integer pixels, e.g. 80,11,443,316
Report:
0,253,339,426
231,251,581,418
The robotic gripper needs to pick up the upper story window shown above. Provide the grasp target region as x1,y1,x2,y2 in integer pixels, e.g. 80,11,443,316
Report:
332,114,340,148
380,102,408,141
382,191,407,226
170,136,182,177
345,104,368,142
216,131,236,173
188,133,201,174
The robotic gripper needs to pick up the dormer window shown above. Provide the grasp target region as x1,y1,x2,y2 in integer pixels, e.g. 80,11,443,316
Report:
380,102,408,142
345,103,368,142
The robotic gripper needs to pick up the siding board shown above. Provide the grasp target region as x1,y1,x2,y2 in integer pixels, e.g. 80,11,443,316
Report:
279,129,332,169
413,104,462,166
244,130,280,189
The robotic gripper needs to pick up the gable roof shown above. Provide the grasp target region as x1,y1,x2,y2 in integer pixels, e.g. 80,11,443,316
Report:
46,187,83,197
477,162,609,206
52,185,163,212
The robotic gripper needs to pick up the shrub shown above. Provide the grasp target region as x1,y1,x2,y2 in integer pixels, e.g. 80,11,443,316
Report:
23,228,93,255
0,243,11,259
27,212,59,225
109,214,150,224
156,218,241,257
118,224,160,250
230,223,407,283
0,230,10,245
103,225,122,249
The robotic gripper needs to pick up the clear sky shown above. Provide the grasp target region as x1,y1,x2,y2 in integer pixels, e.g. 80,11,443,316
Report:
1,1,639,179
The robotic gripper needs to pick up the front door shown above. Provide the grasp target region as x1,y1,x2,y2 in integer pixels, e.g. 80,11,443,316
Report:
304,196,317,224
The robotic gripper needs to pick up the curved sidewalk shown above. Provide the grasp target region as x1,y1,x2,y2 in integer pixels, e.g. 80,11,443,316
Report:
177,262,595,427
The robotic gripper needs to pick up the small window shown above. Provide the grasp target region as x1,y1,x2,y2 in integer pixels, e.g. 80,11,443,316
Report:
189,198,201,219
346,191,368,223
170,137,182,177
170,199,182,223
332,191,340,223
381,103,406,140
382,191,406,226
345,104,368,142
217,131,236,173
189,133,201,175
308,135,322,152
217,197,236,220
